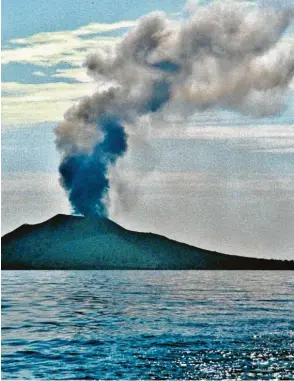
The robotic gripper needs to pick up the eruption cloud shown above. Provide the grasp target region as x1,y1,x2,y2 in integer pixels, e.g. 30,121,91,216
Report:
55,1,294,217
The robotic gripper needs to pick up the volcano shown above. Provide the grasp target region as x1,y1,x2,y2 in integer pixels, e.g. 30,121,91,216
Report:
2,214,294,270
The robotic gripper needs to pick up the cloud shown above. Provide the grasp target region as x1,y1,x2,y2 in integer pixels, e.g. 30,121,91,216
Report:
74,21,137,36
258,0,294,9
2,36,120,67
108,169,294,260
151,123,294,139
1,20,137,124
2,7,293,126
149,123,294,153
32,71,46,77
2,172,71,235
52,68,93,83
53,2,294,217
2,82,98,124
2,20,136,67
184,0,257,14
109,170,294,194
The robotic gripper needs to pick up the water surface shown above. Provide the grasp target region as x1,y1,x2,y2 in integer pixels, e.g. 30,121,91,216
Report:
2,271,294,379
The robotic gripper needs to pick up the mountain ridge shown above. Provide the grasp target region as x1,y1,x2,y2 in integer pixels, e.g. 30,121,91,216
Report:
2,214,294,270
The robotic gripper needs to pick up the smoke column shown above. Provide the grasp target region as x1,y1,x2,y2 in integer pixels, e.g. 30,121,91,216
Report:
55,1,294,217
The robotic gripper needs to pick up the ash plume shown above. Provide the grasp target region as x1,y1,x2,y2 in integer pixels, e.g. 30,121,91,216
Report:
55,1,294,217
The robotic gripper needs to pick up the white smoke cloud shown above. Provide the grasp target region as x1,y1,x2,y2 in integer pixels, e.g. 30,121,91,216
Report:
80,1,293,121
55,1,294,216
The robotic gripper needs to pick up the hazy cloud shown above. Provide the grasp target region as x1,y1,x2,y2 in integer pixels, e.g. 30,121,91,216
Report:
2,82,97,124
2,20,136,67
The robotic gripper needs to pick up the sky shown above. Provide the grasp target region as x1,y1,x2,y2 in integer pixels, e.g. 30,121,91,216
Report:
2,0,294,259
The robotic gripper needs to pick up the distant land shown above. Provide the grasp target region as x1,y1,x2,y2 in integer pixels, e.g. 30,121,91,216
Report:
2,214,294,270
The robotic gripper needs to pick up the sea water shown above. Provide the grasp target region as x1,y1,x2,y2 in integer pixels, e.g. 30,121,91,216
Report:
2,271,294,380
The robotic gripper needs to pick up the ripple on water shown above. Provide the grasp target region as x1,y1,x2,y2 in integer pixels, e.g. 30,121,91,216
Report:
1,270,294,380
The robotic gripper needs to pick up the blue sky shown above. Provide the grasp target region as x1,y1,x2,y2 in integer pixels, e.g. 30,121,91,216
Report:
2,0,183,43
2,0,294,259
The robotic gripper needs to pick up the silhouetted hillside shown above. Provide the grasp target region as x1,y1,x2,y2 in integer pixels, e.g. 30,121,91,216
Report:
2,214,294,270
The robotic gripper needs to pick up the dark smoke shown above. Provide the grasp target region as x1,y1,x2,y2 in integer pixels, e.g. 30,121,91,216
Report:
56,79,173,216
59,116,127,216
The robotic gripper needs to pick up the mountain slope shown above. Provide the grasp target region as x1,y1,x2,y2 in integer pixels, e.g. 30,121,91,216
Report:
2,214,294,270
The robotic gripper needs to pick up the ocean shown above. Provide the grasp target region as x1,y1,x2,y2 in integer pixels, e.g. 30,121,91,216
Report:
1,271,294,380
